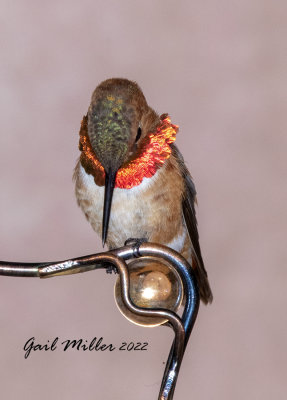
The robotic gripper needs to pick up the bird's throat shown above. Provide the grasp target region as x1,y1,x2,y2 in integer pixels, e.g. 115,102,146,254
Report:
78,114,178,189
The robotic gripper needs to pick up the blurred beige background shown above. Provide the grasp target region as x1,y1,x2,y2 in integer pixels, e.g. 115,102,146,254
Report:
0,1,286,399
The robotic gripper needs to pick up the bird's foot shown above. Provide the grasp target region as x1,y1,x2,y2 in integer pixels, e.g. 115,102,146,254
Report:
104,262,118,275
124,237,148,257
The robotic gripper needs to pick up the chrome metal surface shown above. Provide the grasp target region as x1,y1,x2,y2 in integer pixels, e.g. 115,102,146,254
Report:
0,242,200,400
114,256,184,327
114,243,200,399
0,261,41,277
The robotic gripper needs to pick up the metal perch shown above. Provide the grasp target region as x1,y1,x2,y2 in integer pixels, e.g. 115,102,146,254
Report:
0,242,199,400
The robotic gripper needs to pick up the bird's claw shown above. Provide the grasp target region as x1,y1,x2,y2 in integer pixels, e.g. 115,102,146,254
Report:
104,262,118,275
124,237,148,257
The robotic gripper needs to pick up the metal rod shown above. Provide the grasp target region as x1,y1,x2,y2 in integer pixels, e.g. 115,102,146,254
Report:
0,243,199,400
114,243,200,399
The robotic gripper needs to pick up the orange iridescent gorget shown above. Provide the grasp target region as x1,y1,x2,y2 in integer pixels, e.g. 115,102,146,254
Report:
79,114,178,189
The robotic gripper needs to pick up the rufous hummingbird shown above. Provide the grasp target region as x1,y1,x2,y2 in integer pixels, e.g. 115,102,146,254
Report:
74,78,212,304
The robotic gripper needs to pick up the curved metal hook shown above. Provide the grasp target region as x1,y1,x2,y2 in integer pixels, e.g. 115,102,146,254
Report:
0,243,200,400
114,243,200,399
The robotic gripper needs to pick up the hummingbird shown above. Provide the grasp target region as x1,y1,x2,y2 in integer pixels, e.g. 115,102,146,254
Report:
74,78,212,304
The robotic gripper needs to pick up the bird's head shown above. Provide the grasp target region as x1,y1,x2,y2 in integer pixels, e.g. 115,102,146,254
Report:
87,78,149,174
86,78,159,246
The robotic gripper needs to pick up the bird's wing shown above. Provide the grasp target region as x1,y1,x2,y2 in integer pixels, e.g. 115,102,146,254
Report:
171,144,213,304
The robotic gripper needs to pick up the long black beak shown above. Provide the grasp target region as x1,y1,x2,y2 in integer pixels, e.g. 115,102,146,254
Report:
102,168,117,246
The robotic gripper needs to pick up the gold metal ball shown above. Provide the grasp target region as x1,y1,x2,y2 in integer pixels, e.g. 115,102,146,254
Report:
114,257,183,327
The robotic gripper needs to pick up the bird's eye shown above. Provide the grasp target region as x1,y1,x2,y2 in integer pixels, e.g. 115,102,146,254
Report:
135,126,142,143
